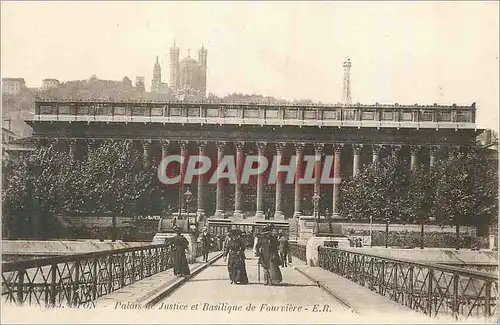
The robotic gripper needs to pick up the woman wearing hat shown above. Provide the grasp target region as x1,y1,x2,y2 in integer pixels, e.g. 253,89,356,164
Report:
255,225,282,285
223,229,249,284
170,226,190,277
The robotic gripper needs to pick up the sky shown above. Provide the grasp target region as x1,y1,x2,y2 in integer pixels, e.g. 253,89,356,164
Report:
1,1,499,131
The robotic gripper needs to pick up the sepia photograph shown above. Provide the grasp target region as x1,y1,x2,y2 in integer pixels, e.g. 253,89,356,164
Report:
1,1,498,324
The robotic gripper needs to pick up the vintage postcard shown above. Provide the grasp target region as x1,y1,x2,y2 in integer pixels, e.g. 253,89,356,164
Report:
1,1,498,324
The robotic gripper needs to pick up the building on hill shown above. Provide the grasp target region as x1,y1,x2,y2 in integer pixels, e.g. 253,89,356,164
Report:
151,56,170,96
169,42,207,101
2,78,26,95
42,79,60,90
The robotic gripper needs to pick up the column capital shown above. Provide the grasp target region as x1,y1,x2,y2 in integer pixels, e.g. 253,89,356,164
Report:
197,140,207,150
161,140,170,149
216,141,226,150
391,144,403,152
429,145,440,154
410,145,422,154
294,142,305,152
314,143,324,155
275,142,287,153
372,144,383,154
333,143,344,154
352,144,363,153
179,140,188,151
256,141,267,151
235,141,245,151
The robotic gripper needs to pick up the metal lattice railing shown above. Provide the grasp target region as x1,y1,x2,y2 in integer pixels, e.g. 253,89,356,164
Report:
289,243,306,262
2,244,171,307
318,247,498,320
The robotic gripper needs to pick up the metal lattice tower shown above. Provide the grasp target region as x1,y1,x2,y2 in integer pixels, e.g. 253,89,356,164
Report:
342,57,352,105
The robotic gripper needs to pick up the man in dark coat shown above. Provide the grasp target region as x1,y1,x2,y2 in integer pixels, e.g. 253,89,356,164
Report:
198,227,212,262
170,227,190,276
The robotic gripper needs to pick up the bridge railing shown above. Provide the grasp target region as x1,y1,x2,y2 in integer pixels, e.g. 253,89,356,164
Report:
2,244,171,308
318,247,498,320
289,243,306,262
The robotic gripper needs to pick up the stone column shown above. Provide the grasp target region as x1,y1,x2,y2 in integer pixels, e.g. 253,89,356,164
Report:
161,140,169,159
332,144,343,217
352,144,363,177
372,144,382,163
274,142,287,220
391,144,402,158
143,140,151,169
255,142,267,218
179,140,188,214
197,141,207,220
234,141,245,218
214,141,226,218
314,143,324,195
293,143,305,218
429,146,439,167
68,139,76,159
410,145,421,171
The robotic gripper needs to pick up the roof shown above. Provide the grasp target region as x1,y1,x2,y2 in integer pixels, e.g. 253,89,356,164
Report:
2,78,25,83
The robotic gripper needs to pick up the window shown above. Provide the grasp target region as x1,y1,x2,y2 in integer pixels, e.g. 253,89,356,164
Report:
151,107,163,116
40,105,54,114
132,107,147,116
95,105,112,116
437,111,452,122
188,108,199,117
343,110,356,120
58,105,72,115
245,109,259,118
419,110,433,122
169,108,182,116
323,110,337,120
206,108,219,117
361,111,375,120
400,111,413,121
456,111,471,123
284,110,297,119
266,110,278,118
76,106,90,115
304,110,316,120
226,109,238,117
382,111,394,121
114,106,127,115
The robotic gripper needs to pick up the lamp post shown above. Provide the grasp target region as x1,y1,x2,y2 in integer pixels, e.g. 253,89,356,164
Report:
183,189,193,233
369,216,373,248
312,192,320,236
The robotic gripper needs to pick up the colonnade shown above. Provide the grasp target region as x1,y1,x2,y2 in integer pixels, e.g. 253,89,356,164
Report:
124,140,444,221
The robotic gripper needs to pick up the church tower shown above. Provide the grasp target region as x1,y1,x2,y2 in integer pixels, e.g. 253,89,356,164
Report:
169,41,180,91
198,44,208,98
151,56,162,93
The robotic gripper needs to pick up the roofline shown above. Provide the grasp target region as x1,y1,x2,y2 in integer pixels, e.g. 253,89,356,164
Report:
32,98,477,110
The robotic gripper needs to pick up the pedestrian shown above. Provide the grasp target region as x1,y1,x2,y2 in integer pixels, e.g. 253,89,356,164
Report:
223,229,249,285
255,224,282,285
278,230,289,267
198,227,212,262
169,226,190,277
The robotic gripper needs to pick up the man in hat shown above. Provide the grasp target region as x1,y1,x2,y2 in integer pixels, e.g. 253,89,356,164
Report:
197,227,212,262
170,226,190,276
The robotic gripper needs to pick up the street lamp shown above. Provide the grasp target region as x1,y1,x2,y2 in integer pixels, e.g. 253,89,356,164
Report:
369,216,373,248
312,193,321,236
183,189,193,232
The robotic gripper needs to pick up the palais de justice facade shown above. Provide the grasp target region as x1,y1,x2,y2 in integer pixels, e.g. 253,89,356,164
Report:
29,99,480,236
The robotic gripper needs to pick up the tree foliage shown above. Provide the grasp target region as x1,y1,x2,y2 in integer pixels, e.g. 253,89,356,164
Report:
2,140,162,239
339,149,498,231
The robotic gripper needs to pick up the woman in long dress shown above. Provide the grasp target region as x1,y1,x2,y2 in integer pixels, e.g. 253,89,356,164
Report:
224,229,249,285
170,227,190,276
256,225,282,285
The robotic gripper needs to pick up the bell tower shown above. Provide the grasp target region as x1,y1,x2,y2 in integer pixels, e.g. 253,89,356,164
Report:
169,41,180,91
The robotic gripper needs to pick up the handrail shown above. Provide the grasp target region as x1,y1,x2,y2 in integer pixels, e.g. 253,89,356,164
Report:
2,243,172,307
1,244,168,272
332,248,498,280
318,247,498,319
